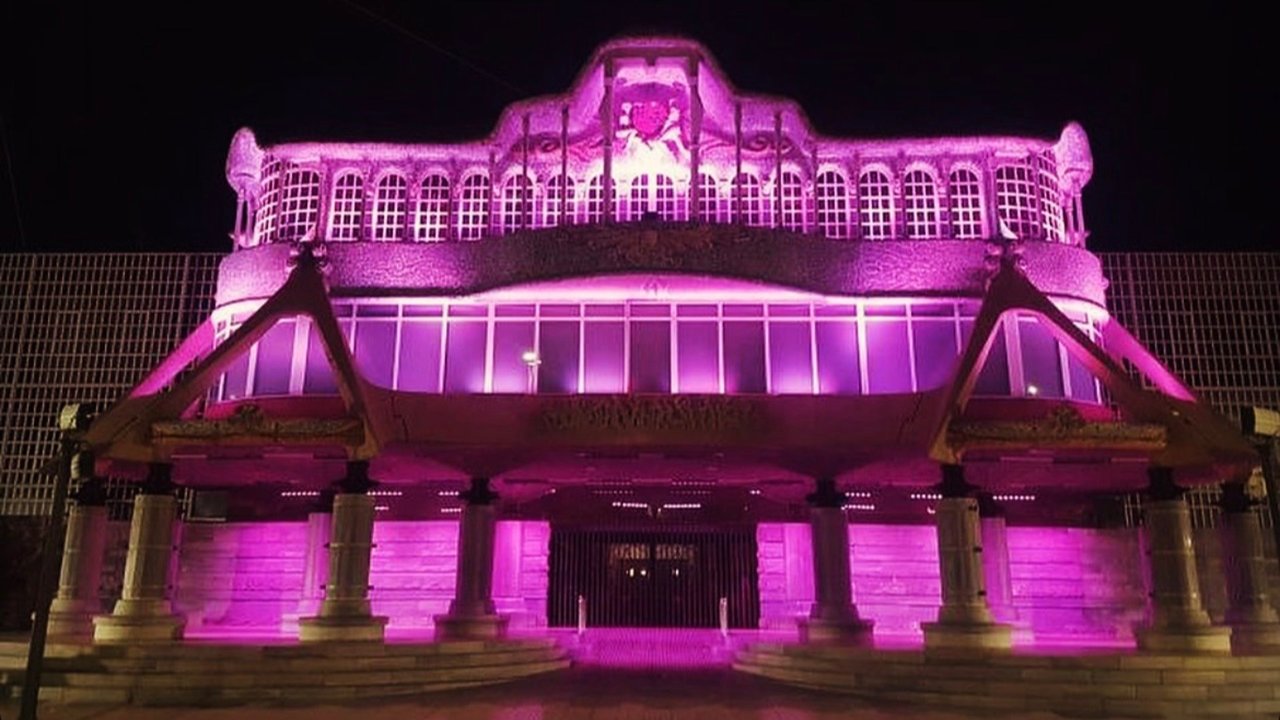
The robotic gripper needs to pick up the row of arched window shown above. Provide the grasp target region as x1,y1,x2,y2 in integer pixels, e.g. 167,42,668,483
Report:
247,158,1068,247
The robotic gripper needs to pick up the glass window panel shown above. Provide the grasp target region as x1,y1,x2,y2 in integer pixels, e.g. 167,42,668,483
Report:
961,320,1011,396
630,304,670,318
397,320,442,392
1019,319,1065,398
865,320,912,394
723,304,763,317
768,321,813,394
677,322,719,393
495,304,535,317
865,304,906,316
768,304,808,317
221,353,250,401
541,304,579,317
815,320,860,395
913,321,958,390
677,304,717,317
815,305,858,317
585,304,624,317
630,321,671,393
444,321,487,393
354,321,395,388
356,304,397,317
448,305,488,317
492,321,536,392
538,321,580,393
303,322,338,395
584,322,625,392
253,320,296,395
723,322,766,394
403,305,442,317
1068,353,1099,403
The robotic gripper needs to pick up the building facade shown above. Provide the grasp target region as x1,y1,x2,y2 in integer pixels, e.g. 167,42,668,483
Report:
2,38,1277,660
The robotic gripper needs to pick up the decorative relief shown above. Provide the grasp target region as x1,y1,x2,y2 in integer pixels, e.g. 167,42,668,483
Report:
539,395,760,435
152,404,363,443
586,225,720,266
948,405,1166,449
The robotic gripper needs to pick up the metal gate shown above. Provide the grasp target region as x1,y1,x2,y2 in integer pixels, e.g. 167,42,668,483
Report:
548,527,759,628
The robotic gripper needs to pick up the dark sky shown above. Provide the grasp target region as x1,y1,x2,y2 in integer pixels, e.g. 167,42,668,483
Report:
1,2,1259,254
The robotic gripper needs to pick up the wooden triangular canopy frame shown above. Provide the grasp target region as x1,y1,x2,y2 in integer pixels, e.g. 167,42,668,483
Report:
928,258,1254,468
86,250,386,462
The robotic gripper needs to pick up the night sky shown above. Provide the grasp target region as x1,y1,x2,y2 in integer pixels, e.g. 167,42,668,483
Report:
1,2,1258,254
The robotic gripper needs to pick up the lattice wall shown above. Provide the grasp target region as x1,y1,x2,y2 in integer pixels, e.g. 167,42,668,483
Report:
0,254,221,516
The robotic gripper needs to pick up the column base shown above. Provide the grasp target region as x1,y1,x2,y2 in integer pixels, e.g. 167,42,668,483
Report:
92,613,185,644
922,621,1013,651
1135,624,1231,653
1229,623,1280,654
434,613,509,641
798,616,874,645
298,614,388,642
47,598,102,639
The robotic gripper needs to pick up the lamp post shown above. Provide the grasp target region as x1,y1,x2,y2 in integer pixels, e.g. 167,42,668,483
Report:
20,403,95,720
1243,407,1280,575
521,350,540,394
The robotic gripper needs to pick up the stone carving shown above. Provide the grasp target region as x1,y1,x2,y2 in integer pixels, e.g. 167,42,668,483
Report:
586,225,719,266
947,404,1166,449
539,395,760,435
152,404,363,444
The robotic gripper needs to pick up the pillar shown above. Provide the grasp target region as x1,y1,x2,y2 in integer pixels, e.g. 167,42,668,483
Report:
1219,480,1280,652
47,479,108,639
296,496,333,618
435,477,508,640
92,464,185,643
978,494,1016,624
1134,467,1230,652
798,478,873,644
298,462,387,642
921,464,1012,650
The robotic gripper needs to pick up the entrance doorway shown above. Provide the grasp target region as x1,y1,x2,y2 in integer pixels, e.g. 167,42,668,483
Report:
548,527,759,628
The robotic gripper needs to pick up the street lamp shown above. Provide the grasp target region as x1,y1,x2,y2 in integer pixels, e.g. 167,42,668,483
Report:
20,403,95,720
521,349,540,394
1243,406,1280,575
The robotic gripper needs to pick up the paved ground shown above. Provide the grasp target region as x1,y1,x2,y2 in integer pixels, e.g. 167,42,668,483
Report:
2,667,1066,719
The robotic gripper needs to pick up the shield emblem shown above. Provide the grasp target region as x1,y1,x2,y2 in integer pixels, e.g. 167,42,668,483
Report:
631,101,668,139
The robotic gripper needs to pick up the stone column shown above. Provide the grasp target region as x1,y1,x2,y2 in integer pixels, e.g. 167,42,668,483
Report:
299,462,387,642
1219,480,1280,652
1135,467,1231,652
978,494,1016,624
48,478,108,639
296,496,333,618
922,464,1012,650
92,464,185,643
435,477,508,639
799,478,873,644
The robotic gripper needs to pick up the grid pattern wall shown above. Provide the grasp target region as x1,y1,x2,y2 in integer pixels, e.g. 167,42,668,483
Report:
0,254,221,516
1102,253,1280,529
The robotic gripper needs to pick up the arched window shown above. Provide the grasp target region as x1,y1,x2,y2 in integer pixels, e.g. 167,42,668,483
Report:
276,167,321,242
581,176,604,224
995,164,1040,239
251,158,282,246
328,172,365,241
371,174,407,241
814,170,849,239
857,169,894,240
778,171,805,231
654,174,681,220
735,173,769,227
414,175,450,241
1035,151,1065,243
948,167,984,239
902,169,939,239
627,174,651,222
544,175,575,227
500,175,533,234
696,173,726,223
456,174,491,241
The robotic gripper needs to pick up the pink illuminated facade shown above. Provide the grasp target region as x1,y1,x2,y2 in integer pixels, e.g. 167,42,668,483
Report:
72,36,1273,663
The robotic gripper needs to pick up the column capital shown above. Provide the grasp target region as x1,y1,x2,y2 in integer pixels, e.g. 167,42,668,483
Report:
140,462,175,495
1145,466,1184,501
337,460,376,494
1219,480,1257,514
805,477,845,509
938,463,977,499
71,476,108,507
460,477,499,506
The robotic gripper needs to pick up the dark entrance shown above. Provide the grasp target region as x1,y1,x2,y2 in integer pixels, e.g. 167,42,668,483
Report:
548,527,760,628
